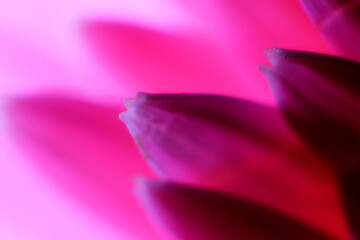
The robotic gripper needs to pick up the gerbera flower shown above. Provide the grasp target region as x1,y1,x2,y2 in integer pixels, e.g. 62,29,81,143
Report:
2,0,359,239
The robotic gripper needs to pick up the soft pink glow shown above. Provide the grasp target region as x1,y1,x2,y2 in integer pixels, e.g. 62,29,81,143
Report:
5,95,162,240
0,136,131,240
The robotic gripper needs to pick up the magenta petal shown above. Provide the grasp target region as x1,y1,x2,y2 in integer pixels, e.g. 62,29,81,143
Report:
179,0,332,51
0,29,122,101
136,179,333,240
262,48,360,238
339,172,360,239
6,95,162,240
82,21,272,101
262,48,360,170
301,0,360,61
121,92,348,239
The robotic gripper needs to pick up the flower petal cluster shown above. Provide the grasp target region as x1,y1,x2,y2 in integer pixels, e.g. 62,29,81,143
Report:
122,92,346,239
121,0,360,239
2,0,360,239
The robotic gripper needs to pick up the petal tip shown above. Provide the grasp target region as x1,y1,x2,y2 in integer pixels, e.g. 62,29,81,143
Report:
264,47,283,55
123,97,135,109
264,47,287,66
118,111,128,123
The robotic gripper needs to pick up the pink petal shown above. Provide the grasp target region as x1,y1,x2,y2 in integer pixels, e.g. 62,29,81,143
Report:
339,172,360,239
178,0,331,51
262,48,360,170
136,179,333,240
174,0,334,97
301,0,360,62
82,22,273,103
0,29,124,102
5,95,163,240
262,48,360,239
121,92,349,239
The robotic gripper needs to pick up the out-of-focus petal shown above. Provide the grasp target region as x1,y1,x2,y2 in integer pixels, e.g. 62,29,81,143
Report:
178,0,331,51
174,0,334,102
0,29,125,103
0,0,185,65
136,179,333,240
301,0,360,62
262,48,360,170
121,92,349,239
82,22,273,102
0,135,129,240
5,95,162,240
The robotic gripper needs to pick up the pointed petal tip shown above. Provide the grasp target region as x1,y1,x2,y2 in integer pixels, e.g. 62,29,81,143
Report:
119,104,138,138
118,110,139,141
264,47,284,56
262,49,360,173
123,97,135,109
120,92,151,122
264,47,289,66
119,98,133,124
118,111,128,123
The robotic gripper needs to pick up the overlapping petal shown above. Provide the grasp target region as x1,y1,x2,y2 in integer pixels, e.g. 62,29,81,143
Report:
121,92,348,239
301,0,360,62
82,4,335,104
0,29,129,103
5,95,162,240
180,0,333,52
262,48,360,169
136,179,333,240
83,22,272,101
3,0,359,239
261,47,360,239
